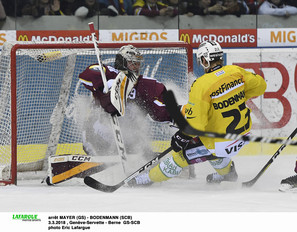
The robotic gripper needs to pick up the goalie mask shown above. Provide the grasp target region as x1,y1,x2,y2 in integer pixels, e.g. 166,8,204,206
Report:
196,41,223,69
115,45,144,77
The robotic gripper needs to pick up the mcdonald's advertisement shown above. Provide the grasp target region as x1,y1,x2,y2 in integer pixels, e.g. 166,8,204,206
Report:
16,30,93,43
179,29,257,48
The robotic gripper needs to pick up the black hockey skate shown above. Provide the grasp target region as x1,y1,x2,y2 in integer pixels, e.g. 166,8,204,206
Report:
279,175,297,192
206,161,238,184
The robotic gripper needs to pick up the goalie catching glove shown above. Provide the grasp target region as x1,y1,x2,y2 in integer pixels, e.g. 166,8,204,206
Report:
171,130,192,152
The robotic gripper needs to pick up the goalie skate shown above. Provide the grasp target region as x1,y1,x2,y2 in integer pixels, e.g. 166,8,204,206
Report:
279,175,297,192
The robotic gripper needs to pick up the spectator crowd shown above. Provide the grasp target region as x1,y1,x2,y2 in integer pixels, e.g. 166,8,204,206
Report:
0,0,297,19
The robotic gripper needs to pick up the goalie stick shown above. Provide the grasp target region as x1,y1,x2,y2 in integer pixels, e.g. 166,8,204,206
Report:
163,90,297,146
84,147,173,192
88,22,128,173
242,127,297,187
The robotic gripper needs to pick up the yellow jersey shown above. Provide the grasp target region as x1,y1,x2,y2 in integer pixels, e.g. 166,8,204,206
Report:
185,64,267,151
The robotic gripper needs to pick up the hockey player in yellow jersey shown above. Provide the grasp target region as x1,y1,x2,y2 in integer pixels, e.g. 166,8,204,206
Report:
128,40,267,186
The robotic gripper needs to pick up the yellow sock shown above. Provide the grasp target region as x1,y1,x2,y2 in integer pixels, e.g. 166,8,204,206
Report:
213,160,232,176
149,151,189,182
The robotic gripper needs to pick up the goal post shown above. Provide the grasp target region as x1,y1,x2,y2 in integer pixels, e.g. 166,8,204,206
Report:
0,41,193,185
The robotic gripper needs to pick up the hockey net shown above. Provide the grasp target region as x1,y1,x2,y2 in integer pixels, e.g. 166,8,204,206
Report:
0,41,193,185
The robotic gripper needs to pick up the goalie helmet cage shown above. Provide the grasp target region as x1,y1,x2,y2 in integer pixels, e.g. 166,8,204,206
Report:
0,41,193,185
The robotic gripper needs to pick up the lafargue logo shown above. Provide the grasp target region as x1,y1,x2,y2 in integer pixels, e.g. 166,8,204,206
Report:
179,33,191,44
12,214,41,221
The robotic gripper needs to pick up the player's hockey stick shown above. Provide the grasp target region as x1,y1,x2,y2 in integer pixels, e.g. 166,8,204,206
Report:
88,22,128,173
84,147,173,192
163,90,297,146
242,127,297,187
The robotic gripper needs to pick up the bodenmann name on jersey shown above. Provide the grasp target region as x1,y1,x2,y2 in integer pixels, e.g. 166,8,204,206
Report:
210,78,243,98
213,90,245,110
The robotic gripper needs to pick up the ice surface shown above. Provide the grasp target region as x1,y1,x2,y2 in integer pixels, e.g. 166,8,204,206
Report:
1,154,297,231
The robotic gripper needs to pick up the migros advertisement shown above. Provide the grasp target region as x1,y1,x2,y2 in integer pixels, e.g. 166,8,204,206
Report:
258,28,297,47
0,30,16,47
99,29,178,42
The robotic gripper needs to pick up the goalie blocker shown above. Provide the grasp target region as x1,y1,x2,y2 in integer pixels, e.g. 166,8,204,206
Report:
46,154,113,185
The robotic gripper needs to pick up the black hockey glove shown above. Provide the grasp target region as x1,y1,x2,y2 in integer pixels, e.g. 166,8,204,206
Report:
171,130,192,152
